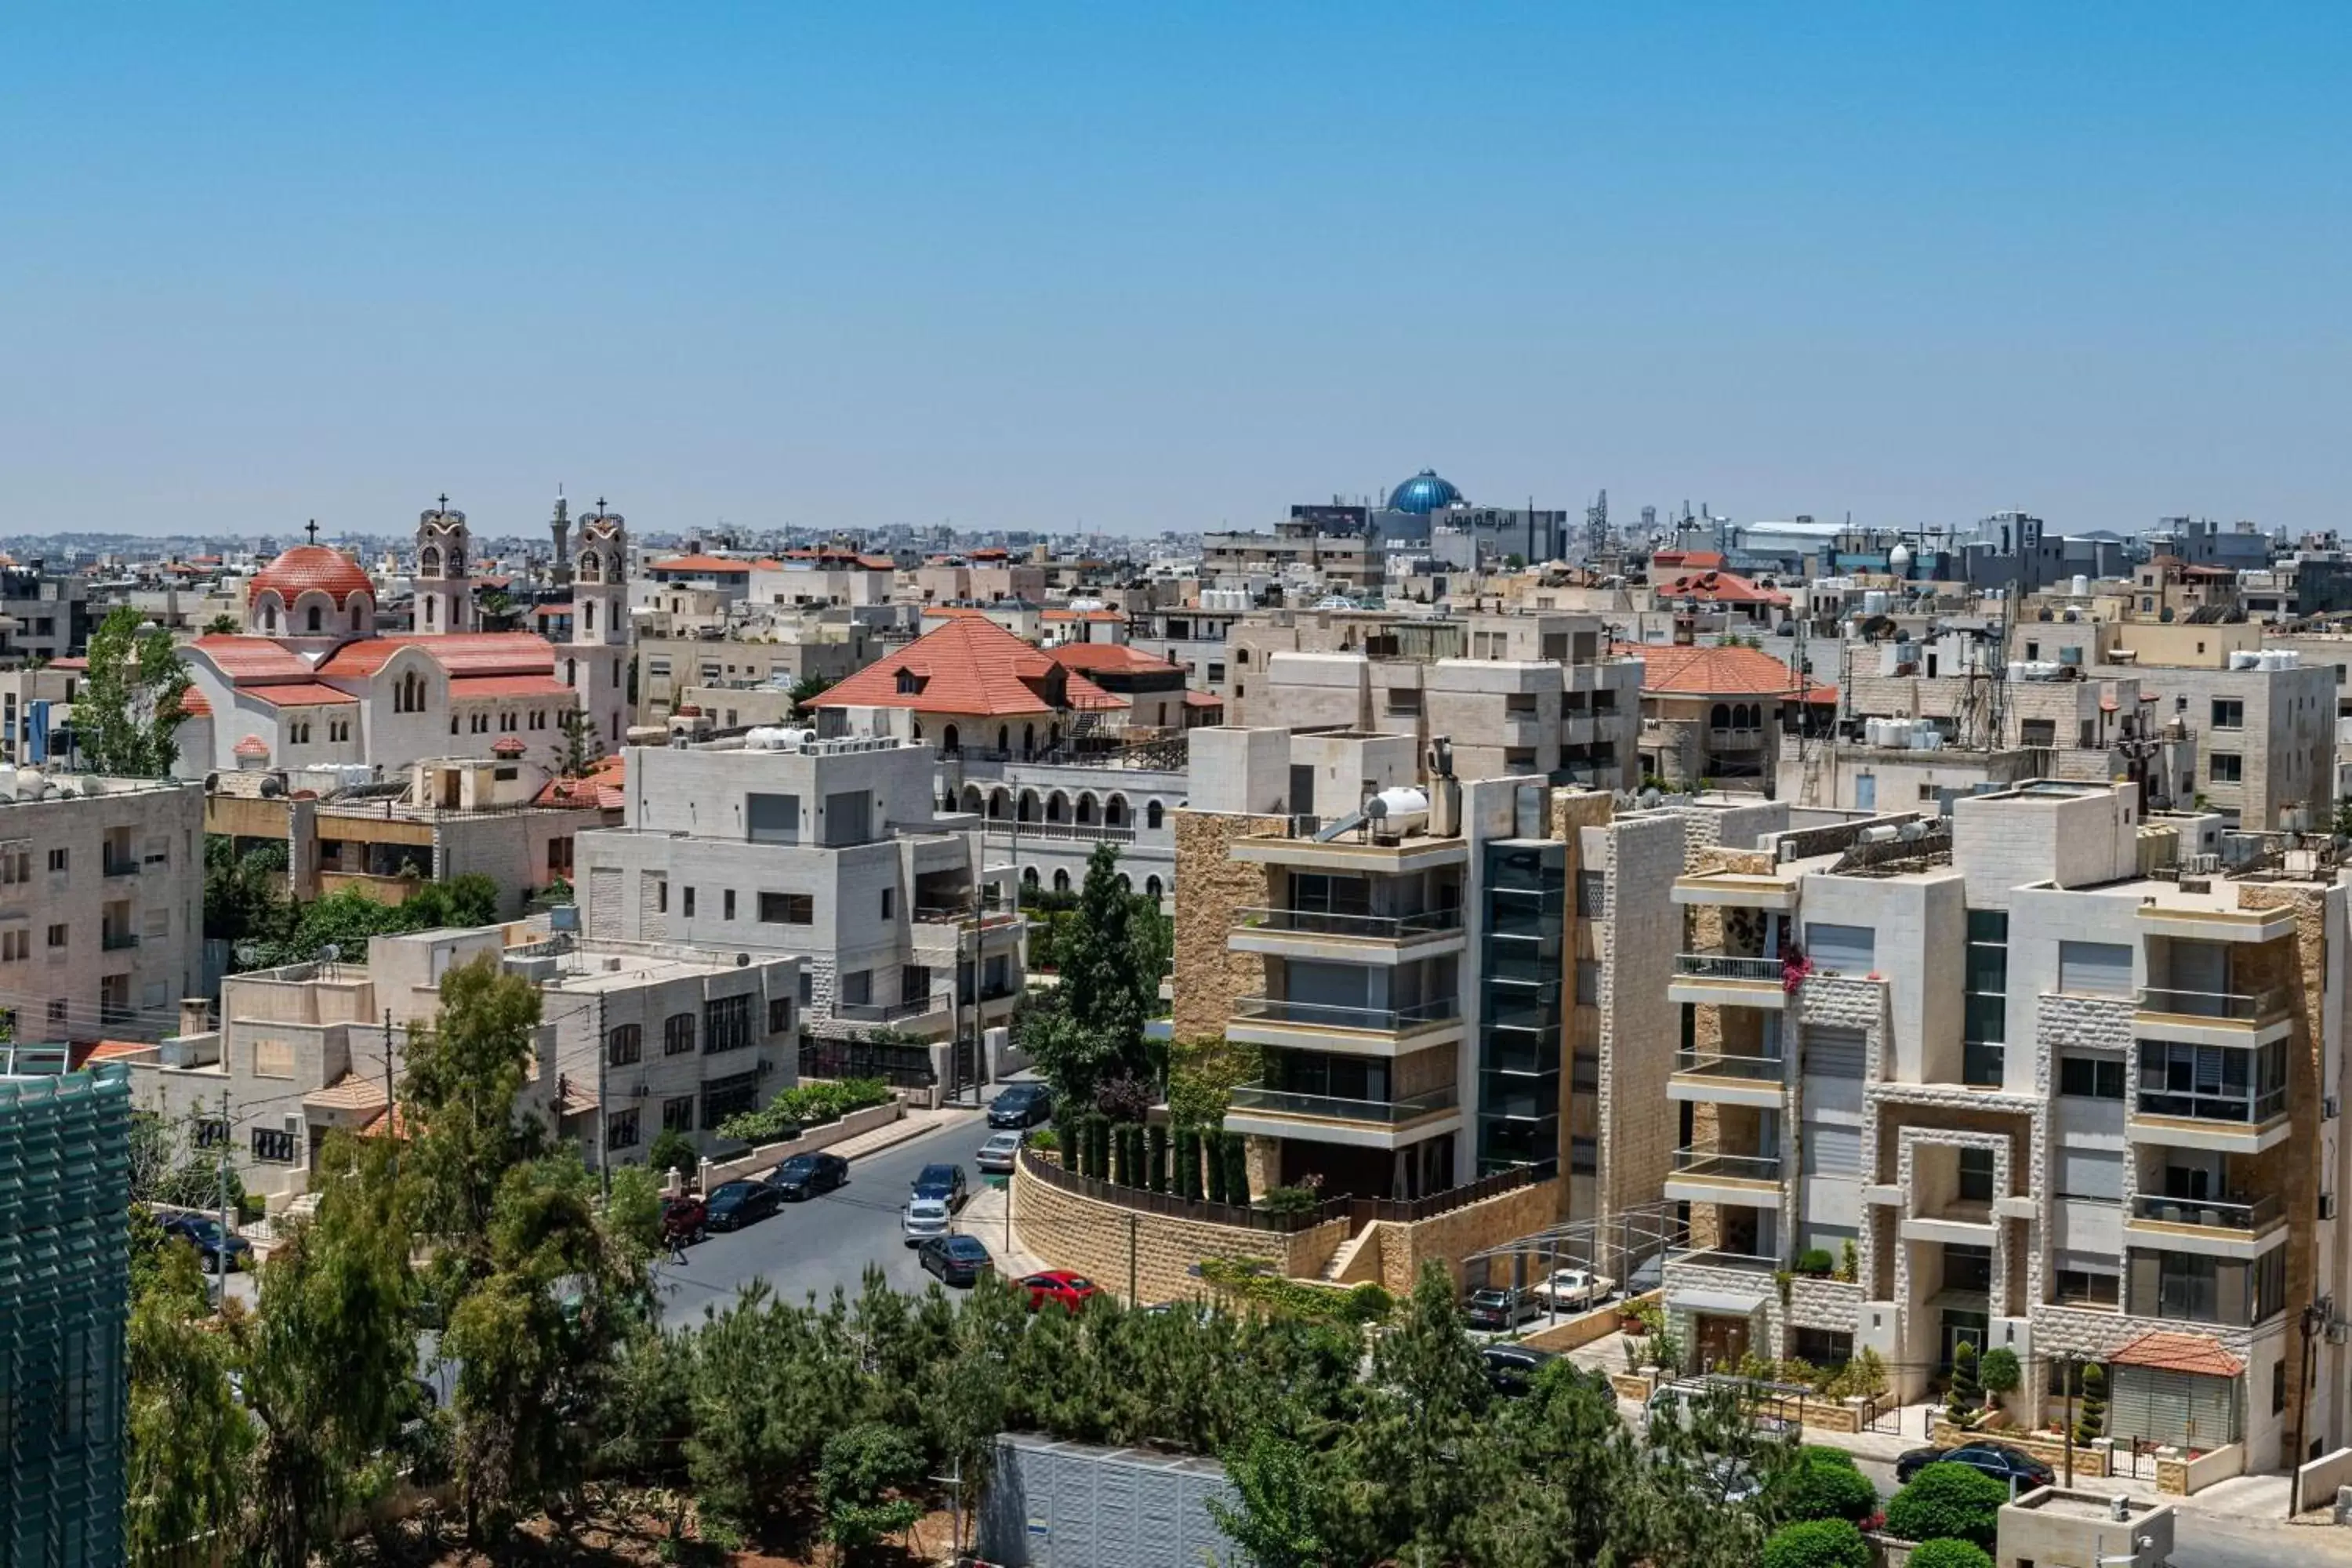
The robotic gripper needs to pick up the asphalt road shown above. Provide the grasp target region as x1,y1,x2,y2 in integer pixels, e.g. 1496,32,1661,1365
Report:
654,1105,1008,1327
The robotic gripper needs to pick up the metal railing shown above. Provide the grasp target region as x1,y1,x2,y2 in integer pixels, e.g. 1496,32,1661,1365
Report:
833,997,946,1024
2136,985,2288,1022
101,855,140,878
1672,1051,1785,1083
1670,1148,1782,1182
1674,952,1784,982
1230,996,1461,1033
1018,1145,1350,1233
2132,1193,2282,1231
1666,1247,1781,1273
102,931,140,951
1232,907,1464,941
1228,1083,1459,1123
2136,1086,2289,1125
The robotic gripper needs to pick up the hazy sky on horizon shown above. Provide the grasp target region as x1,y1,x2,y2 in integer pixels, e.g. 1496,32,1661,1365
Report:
3,5,2344,541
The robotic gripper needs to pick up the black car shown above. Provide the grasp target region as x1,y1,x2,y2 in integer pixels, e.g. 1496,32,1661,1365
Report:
988,1083,1054,1129
161,1214,253,1272
918,1233,996,1287
1895,1440,2055,1488
913,1162,969,1210
1480,1342,1560,1397
766,1152,849,1200
705,1180,782,1232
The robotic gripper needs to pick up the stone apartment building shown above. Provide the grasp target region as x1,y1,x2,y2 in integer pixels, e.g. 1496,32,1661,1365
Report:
636,613,879,724
118,923,803,1199
1649,780,2348,1474
0,774,204,1047
575,733,1023,1065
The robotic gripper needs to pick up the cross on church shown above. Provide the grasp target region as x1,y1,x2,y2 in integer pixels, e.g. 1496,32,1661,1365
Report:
304,519,320,545
595,497,608,516
437,492,450,511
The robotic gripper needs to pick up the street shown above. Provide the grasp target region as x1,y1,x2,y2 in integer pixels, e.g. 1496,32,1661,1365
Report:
655,1106,1008,1326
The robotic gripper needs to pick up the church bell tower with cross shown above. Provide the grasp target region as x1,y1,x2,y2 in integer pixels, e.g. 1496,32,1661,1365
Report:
564,499,630,754
414,495,471,633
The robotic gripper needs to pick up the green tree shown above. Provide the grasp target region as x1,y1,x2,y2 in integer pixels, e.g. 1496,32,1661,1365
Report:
1342,1262,1496,1561
1906,1541,1996,1568
127,1243,255,1566
240,1136,415,1568
1885,1463,2007,1551
647,1124,699,1183
789,672,836,717
817,1421,926,1559
1977,1346,2020,1414
1020,842,1171,1102
400,954,546,1274
1459,1359,1646,1567
205,835,289,953
1762,1517,1871,1568
1947,1341,1981,1425
1208,1428,1330,1568
554,706,599,776
1771,1445,1879,1526
684,1282,860,1540
78,604,193,777
204,612,241,636
2074,1363,2107,1443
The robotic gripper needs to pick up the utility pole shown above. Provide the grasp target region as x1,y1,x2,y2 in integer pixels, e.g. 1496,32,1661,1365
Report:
2292,1299,2325,1515
1127,1209,1139,1305
215,1087,233,1301
2060,1353,2076,1487
594,992,610,1203
383,1007,398,1178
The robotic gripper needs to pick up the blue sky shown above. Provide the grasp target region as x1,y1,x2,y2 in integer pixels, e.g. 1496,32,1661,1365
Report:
2,5,2343,539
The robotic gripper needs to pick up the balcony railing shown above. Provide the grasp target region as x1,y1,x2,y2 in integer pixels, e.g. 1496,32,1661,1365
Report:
1670,1148,1782,1183
102,931,140,951
1674,953,1784,982
1228,1083,1459,1124
1672,1051,1785,1083
833,997,945,1023
982,821,1138,843
2135,1086,2289,1125
2132,1193,2282,1231
2136,985,2288,1022
1666,1247,1780,1274
1231,996,1461,1033
1233,907,1465,941
101,855,140,878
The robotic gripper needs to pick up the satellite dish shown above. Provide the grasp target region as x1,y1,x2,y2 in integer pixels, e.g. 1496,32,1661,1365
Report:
317,943,342,963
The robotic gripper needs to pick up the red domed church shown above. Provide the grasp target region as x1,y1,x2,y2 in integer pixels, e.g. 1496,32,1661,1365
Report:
176,500,631,781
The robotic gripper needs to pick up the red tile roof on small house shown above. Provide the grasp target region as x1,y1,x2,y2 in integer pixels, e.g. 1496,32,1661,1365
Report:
2110,1330,2244,1379
645,554,754,575
1656,568,1790,607
1618,643,1818,699
815,613,1062,717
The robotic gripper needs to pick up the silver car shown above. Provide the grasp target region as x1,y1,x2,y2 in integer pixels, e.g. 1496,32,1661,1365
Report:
902,1194,953,1245
975,1130,1025,1174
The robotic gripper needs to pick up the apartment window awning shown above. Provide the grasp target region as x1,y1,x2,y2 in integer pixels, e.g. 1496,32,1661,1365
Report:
1668,1288,1768,1316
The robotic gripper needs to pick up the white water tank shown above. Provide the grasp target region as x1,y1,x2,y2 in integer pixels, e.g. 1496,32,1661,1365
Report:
2071,575,2090,597
2229,650,2260,671
17,768,49,800
745,726,815,751
0,766,16,802
1862,590,1889,615
1366,786,1430,837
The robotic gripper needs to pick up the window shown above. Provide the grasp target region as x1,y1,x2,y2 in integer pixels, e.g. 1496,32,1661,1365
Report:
2054,1268,2121,1308
704,994,753,1053
2058,941,2134,998
2211,699,2244,730
2209,753,2242,783
45,922,67,949
1962,909,2006,1087
2275,1359,2289,1415
1574,960,1600,1007
769,996,792,1033
606,1108,639,1150
702,1071,759,1130
652,876,667,913
1958,1147,1995,1203
1207,661,1227,684
48,848,67,873
760,892,814,924
661,1095,696,1134
683,887,696,918
880,887,894,921
723,889,736,920
1942,1243,1993,1294
1387,688,1422,715
840,969,873,1007
747,793,801,843
2059,1054,2127,1099
1,930,24,961
798,969,813,1006
663,1013,696,1056
901,964,932,1007
251,1128,299,1164
606,1023,642,1067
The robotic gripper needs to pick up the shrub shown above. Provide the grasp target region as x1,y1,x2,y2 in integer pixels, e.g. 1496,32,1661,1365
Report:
1761,1517,1871,1568
1177,1127,1203,1200
1978,1347,2020,1410
1224,1132,1251,1207
1204,1129,1229,1204
1838,1238,1859,1282
1344,1282,1393,1323
1904,1541,1995,1568
1794,1247,1836,1277
1263,1185,1321,1215
646,1126,699,1181
1885,1463,2006,1550
1027,1127,1058,1154
716,1077,890,1145
1774,1446,1879,1525
2074,1363,2107,1443
1145,1123,1168,1192
1947,1341,1981,1425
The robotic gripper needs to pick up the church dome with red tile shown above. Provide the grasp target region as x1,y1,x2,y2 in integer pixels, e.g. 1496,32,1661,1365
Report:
252,544,375,608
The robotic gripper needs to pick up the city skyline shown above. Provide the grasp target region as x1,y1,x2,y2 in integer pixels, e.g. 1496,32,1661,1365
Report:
4,5,2343,538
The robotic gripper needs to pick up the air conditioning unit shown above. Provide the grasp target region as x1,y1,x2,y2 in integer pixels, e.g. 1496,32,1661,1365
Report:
631,1080,650,1099
281,1112,303,1138
2328,1096,2343,1121
2328,1319,2350,1346
2323,1194,2339,1221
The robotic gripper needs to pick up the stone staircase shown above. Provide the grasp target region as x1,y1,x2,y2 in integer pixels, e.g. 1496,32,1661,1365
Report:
1319,1222,1381,1283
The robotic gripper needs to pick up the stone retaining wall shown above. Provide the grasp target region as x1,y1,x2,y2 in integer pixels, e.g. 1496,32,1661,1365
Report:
1012,1157,1351,1304
1374,1176,1563,1294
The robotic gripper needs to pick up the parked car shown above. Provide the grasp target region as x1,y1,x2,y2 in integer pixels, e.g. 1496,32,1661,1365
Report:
913,1162,969,1210
160,1214,252,1272
975,1130,1025,1174
765,1152,849,1200
705,1181,781,1232
1480,1342,1559,1396
902,1194,955,1245
919,1233,996,1287
1529,1268,1615,1312
1895,1439,2054,1488
988,1082,1054,1129
661,1196,709,1244
1018,1269,1100,1314
1462,1286,1541,1330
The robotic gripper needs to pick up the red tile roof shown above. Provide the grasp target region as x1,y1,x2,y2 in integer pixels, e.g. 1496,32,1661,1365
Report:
1046,644,1181,675
248,682,360,707
1653,549,1726,570
646,554,753,575
191,635,314,681
2111,1330,2244,1379
1618,643,1817,699
816,614,1060,717
252,544,375,607
1657,569,1790,607
1183,689,1225,709
316,633,554,679
448,673,574,700
535,752,626,811
531,602,572,618
1042,608,1126,622
177,689,211,717
1063,672,1126,710
49,656,88,671
81,1040,157,1065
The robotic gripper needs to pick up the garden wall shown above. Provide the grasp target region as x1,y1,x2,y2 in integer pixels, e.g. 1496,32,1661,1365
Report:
697,1097,904,1188
1013,1157,1351,1304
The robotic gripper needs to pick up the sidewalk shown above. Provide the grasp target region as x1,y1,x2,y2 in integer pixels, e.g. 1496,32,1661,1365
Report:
962,1176,1048,1277
830,1102,980,1163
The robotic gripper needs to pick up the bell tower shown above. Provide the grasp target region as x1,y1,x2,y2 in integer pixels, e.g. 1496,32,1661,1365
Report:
565,499,631,753
414,495,471,633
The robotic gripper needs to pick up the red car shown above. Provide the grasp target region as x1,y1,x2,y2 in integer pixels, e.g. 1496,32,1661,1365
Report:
1018,1270,1100,1313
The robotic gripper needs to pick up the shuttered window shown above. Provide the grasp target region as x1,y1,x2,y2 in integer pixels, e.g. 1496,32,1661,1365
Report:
1803,1027,1868,1079
2060,941,2136,997
1806,924,1875,977
1802,1123,1862,1177
2057,1147,2124,1201
2111,1366,2240,1449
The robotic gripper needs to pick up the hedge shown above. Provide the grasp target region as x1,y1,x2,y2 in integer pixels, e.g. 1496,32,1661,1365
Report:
1884,1463,2005,1550
716,1077,891,1145
1904,1541,1994,1568
1773,1446,1879,1525
1761,1518,1870,1568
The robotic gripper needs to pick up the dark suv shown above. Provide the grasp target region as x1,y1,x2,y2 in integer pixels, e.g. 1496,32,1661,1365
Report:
988,1083,1054,1129
913,1162,969,1210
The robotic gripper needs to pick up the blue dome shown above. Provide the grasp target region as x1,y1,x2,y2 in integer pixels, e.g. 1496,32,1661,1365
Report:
1387,468,1463,514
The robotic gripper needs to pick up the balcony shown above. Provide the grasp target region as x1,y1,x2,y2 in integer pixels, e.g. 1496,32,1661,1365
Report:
2135,901,2299,944
1229,906,1466,963
101,931,140,952
1224,1083,1461,1149
2125,1192,2288,1261
1668,1051,1787,1109
1671,869,1798,913
2129,1086,2291,1155
1668,951,1790,1010
2135,985,2292,1050
1226,995,1464,1057
2132,1192,2281,1230
1664,1146,1784,1204
101,855,140,878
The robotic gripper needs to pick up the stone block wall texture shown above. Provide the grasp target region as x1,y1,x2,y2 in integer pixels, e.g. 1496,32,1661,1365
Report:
1376,1177,1566,1295
1011,1160,1350,1305
1169,811,1280,1045
1595,810,1686,1226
